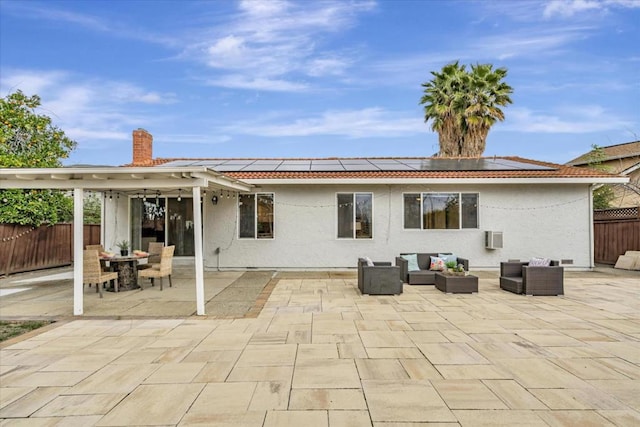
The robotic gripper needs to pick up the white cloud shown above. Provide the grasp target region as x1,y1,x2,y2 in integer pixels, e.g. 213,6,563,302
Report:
0,69,174,145
472,27,591,60
543,0,640,18
225,108,425,138
205,75,308,92
501,106,635,133
189,0,375,90
0,70,67,97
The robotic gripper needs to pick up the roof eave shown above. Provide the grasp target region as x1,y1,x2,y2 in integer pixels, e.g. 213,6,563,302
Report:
240,177,630,185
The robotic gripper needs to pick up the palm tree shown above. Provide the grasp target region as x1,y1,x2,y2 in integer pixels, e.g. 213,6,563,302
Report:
420,62,513,157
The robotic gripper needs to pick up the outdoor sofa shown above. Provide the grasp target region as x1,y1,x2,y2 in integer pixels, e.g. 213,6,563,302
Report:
500,259,564,296
357,258,403,295
396,253,469,285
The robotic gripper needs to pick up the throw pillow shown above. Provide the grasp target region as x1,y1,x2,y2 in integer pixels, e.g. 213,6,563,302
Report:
401,253,420,271
429,256,446,271
362,256,375,267
438,253,457,264
529,257,551,267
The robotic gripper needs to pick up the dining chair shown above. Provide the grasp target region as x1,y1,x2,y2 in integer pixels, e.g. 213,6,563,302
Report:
147,241,164,264
138,245,175,290
83,250,119,297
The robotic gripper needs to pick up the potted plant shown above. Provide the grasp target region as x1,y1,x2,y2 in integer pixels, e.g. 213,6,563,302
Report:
445,261,466,276
116,240,130,256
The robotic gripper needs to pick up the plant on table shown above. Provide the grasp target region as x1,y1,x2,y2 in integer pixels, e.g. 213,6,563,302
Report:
445,261,466,276
116,240,129,256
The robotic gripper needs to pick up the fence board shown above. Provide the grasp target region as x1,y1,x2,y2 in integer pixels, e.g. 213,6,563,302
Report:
0,223,100,276
593,207,640,264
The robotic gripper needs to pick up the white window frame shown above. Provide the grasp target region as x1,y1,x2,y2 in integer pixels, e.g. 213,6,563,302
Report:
402,192,479,230
238,192,275,239
336,192,374,239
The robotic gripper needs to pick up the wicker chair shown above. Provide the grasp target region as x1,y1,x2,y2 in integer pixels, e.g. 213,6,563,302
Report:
83,250,118,298
138,242,164,270
147,241,164,264
500,260,564,296
86,244,109,272
357,258,403,295
138,245,175,290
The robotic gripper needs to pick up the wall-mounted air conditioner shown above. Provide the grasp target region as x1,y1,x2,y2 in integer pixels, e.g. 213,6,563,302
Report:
485,231,503,249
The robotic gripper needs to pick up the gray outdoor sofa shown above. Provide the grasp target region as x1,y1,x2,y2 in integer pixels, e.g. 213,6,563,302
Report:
500,260,564,296
395,253,469,285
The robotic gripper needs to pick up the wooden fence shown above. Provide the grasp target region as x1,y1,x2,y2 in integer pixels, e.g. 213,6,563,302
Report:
0,223,101,276
593,207,640,264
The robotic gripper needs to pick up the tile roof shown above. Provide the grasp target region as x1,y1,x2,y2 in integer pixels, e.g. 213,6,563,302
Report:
567,141,640,165
140,156,618,180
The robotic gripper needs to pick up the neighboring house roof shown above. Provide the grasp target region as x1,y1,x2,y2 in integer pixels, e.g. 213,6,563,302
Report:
566,141,640,166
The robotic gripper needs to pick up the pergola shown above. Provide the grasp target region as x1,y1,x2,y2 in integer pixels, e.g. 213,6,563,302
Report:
0,166,253,315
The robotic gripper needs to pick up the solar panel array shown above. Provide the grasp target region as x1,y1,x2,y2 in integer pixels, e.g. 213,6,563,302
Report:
159,158,555,172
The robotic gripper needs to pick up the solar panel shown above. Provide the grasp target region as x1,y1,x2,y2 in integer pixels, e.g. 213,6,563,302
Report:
342,163,380,171
242,163,281,171
190,160,227,167
276,160,311,171
311,160,344,171
157,157,556,172
157,160,197,167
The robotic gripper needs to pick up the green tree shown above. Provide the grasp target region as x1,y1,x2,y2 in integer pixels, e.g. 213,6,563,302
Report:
83,193,102,225
0,91,77,226
420,61,513,157
587,144,615,210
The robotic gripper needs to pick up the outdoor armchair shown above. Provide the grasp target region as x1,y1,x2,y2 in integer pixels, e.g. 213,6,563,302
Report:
357,258,403,295
500,260,564,296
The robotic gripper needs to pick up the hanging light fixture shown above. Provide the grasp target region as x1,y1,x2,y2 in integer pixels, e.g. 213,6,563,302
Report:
143,189,147,201
155,191,160,205
177,189,182,202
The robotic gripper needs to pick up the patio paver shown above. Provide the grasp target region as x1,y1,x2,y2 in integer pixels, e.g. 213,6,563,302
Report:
1,267,639,425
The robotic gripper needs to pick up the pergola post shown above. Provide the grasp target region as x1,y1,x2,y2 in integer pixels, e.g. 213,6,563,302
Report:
73,188,84,315
192,186,205,315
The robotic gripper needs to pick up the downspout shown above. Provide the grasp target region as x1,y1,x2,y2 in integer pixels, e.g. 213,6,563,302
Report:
588,184,595,269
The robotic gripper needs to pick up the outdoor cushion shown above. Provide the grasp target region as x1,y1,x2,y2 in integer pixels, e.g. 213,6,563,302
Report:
438,253,457,264
529,257,551,267
363,256,374,267
401,253,420,271
429,256,446,271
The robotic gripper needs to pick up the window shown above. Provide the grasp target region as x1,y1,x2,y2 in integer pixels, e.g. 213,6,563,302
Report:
337,193,373,239
239,193,274,239
403,193,478,230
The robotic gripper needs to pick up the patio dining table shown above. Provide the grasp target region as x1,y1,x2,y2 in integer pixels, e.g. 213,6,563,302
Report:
101,254,148,291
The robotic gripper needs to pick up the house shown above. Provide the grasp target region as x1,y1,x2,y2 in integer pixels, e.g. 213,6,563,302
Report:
567,141,640,208
105,129,627,271
0,129,628,315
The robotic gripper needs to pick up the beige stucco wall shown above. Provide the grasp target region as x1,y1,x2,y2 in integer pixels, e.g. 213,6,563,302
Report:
202,183,593,270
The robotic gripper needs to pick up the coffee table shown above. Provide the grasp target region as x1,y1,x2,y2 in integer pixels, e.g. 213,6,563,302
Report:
434,273,478,293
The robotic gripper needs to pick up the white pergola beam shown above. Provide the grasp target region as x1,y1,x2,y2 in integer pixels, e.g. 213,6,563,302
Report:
73,188,84,315
192,186,205,315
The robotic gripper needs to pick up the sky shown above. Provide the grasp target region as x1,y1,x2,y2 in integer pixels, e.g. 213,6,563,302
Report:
1,0,639,167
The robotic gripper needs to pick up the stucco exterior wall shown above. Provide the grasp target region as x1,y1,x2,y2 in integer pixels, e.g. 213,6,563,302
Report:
103,195,130,252
202,183,593,270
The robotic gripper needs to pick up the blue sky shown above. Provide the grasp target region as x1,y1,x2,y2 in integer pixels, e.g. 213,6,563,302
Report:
1,0,638,166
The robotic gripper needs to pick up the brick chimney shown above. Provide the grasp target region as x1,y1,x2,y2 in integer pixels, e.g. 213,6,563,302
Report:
132,128,153,166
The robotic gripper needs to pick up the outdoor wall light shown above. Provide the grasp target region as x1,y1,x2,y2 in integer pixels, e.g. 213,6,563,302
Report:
211,195,219,205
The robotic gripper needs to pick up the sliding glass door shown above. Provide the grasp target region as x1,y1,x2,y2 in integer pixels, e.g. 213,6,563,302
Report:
131,197,197,256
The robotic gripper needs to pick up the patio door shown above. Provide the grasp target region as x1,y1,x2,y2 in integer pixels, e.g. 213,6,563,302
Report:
131,197,197,257
167,198,195,256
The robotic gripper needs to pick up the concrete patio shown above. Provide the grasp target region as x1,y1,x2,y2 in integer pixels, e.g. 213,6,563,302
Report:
1,266,639,426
